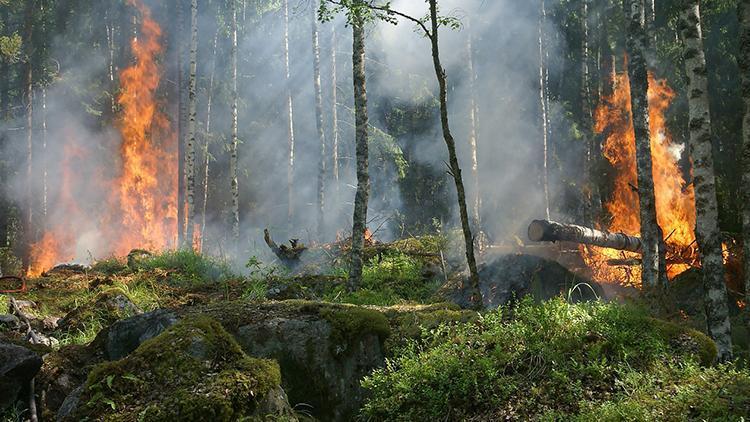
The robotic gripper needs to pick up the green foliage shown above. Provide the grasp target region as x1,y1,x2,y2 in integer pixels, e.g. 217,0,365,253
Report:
360,298,736,421
0,33,21,62
76,316,281,422
134,250,235,285
0,247,22,276
325,251,439,306
90,257,129,276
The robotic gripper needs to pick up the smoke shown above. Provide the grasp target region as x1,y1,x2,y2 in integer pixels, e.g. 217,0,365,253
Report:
0,0,579,270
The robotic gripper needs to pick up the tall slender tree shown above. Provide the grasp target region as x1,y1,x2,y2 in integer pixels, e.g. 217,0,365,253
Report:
284,0,296,230
184,0,198,249
312,5,326,239
330,25,340,192
538,0,551,220
176,0,186,247
229,0,240,247
678,0,733,361
624,0,667,289
581,0,602,224
427,0,481,306
22,0,34,264
200,11,220,253
740,0,750,316
348,1,369,291
466,18,482,236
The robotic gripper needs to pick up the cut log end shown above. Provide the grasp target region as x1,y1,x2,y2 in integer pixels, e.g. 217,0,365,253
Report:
528,220,552,242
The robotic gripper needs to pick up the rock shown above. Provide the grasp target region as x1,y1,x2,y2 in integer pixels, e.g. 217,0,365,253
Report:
200,301,390,421
0,314,20,329
36,344,103,419
105,309,177,360
43,316,60,331
55,385,82,422
439,254,604,309
670,268,743,317
0,339,43,409
69,316,293,422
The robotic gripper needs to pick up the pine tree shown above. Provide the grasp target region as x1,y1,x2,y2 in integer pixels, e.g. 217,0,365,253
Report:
348,1,369,291
739,0,750,316
312,4,326,240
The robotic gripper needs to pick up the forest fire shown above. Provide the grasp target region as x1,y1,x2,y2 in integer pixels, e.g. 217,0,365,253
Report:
581,72,698,286
27,0,176,276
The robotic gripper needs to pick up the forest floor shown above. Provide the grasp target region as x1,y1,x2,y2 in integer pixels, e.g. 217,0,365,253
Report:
1,241,750,421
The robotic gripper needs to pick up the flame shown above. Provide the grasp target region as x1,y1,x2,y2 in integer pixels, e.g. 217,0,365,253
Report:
582,71,697,286
108,0,177,256
28,0,176,275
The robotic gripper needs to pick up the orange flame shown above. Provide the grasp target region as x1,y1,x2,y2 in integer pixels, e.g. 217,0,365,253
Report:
582,71,697,286
28,0,176,275
108,0,177,256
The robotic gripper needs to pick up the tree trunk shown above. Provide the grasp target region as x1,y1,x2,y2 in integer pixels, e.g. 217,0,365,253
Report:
331,25,340,192
312,5,326,240
528,219,643,252
678,0,733,362
348,7,370,291
184,0,198,249
581,0,602,225
740,0,750,317
23,0,34,265
176,0,186,247
283,0,296,229
466,20,482,237
428,0,481,307
625,0,667,289
538,0,550,220
200,19,220,254
230,0,240,247
645,0,656,44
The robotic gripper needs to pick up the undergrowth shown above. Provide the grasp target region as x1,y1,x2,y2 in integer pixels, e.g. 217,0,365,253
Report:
360,297,748,421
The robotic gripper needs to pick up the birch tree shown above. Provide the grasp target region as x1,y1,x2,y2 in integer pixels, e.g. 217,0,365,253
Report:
230,0,240,246
200,11,220,253
740,0,750,316
312,5,327,239
624,0,667,289
184,0,198,249
23,0,34,262
284,0,296,229
466,18,482,236
330,25,340,191
678,0,733,361
538,0,550,220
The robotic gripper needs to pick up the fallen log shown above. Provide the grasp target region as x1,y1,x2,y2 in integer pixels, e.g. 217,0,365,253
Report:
528,219,643,253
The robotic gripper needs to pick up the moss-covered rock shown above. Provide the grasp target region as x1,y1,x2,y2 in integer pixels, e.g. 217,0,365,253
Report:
68,316,290,422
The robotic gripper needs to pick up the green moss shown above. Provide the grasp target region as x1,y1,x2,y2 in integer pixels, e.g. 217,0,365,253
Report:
651,318,718,365
90,257,129,276
73,316,281,422
316,304,391,355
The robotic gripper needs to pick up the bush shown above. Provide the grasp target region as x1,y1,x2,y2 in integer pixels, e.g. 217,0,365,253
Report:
360,298,746,421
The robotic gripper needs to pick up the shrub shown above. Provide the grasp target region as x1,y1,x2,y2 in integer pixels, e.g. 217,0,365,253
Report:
360,298,745,421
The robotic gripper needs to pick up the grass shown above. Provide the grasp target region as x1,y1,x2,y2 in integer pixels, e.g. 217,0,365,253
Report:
324,251,441,306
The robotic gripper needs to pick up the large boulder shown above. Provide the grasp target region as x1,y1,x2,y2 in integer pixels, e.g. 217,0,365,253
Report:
67,316,294,422
192,301,390,421
0,339,43,409
439,254,604,309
